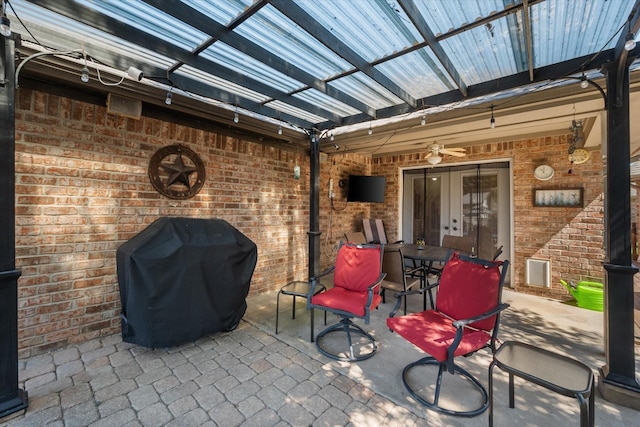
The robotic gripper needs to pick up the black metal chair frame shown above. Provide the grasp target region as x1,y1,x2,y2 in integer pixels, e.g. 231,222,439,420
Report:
307,243,385,362
388,255,510,417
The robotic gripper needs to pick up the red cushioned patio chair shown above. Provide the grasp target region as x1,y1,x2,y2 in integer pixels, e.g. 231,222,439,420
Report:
387,252,510,417
307,242,385,361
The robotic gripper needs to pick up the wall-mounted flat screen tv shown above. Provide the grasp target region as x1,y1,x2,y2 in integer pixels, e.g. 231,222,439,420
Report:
347,175,386,203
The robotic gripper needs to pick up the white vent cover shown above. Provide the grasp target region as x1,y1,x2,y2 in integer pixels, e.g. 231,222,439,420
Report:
525,258,550,287
107,93,142,119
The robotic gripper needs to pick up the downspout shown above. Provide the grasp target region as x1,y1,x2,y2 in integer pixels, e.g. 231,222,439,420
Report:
0,32,28,417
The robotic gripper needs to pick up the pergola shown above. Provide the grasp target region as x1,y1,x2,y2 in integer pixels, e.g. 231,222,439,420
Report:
1,0,639,417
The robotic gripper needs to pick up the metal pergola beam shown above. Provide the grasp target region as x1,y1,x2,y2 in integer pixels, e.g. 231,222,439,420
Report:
0,33,28,419
269,0,416,110
142,0,374,117
22,0,343,124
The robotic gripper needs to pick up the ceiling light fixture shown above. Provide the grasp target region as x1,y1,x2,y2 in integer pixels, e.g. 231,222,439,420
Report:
0,1,10,37
421,115,426,126
233,105,239,123
165,87,173,105
368,122,372,135
426,154,442,165
489,105,496,129
277,124,282,135
330,132,335,141
624,32,636,51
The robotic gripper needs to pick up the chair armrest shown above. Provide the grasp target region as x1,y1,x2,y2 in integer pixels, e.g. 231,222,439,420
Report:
387,281,441,318
311,265,335,281
441,303,510,373
451,303,510,328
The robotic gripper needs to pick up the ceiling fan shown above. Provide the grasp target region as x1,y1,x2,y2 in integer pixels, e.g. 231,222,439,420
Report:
425,143,466,165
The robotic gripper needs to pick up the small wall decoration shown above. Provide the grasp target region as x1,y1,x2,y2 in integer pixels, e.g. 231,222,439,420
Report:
534,188,583,207
148,144,206,199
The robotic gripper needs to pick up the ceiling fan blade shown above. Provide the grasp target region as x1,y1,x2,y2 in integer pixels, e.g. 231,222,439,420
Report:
440,148,466,157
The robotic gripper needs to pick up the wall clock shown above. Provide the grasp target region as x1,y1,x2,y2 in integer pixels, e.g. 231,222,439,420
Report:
148,144,206,199
569,148,590,164
534,164,555,181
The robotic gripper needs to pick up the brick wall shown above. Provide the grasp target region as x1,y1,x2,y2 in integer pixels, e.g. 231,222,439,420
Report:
14,89,311,357
12,88,606,357
370,136,605,300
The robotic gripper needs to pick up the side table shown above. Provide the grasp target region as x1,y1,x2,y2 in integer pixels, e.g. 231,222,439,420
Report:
275,281,326,342
489,341,594,427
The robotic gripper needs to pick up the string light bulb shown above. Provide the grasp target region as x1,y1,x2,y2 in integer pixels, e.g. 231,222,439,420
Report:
580,73,589,89
489,105,496,129
624,33,636,51
0,1,10,37
80,66,90,83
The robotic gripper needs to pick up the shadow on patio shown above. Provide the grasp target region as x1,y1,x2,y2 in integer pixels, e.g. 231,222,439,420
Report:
2,288,639,427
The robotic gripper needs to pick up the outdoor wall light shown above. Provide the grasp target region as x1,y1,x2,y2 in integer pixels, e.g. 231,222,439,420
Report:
165,88,173,105
421,115,426,126
624,33,636,51
277,124,282,135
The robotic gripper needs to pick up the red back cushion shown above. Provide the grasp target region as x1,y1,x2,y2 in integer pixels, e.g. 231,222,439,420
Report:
436,252,502,331
334,244,381,292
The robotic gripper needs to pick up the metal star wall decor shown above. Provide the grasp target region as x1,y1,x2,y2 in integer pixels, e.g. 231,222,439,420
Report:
148,144,206,199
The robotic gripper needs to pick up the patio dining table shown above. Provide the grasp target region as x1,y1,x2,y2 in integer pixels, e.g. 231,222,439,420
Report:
385,243,453,309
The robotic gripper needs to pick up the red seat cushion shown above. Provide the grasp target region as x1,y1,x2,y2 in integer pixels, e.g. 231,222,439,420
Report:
436,253,502,331
386,310,491,362
312,287,382,317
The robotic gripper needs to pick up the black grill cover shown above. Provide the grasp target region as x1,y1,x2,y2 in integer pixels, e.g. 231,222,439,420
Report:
116,217,258,348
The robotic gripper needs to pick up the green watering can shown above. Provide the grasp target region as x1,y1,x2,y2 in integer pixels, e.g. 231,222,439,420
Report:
560,279,604,312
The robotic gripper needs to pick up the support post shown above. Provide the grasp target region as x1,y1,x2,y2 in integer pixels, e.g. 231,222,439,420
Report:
598,60,640,408
0,33,28,419
307,131,321,280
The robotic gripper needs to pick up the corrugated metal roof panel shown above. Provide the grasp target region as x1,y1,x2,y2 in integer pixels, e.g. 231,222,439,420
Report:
232,3,354,80
79,0,207,49
440,16,520,85
180,0,254,27
293,88,361,118
530,0,635,67
294,0,422,62
176,64,270,104
330,72,404,110
374,48,457,99
200,42,304,93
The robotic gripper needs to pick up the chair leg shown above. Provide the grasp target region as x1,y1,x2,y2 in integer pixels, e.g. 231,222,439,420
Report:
275,291,281,335
315,317,377,362
402,356,489,417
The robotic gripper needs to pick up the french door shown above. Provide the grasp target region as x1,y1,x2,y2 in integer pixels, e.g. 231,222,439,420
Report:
402,162,510,261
